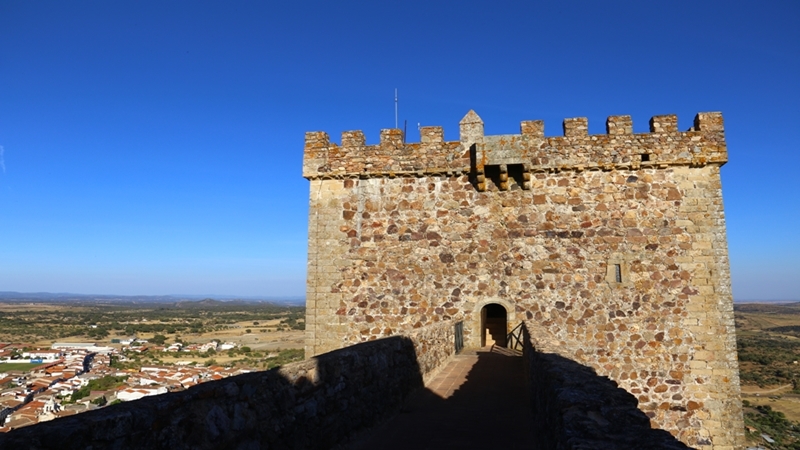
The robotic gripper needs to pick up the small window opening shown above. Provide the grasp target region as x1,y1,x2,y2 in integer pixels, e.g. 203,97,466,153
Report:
614,264,622,283
641,153,650,162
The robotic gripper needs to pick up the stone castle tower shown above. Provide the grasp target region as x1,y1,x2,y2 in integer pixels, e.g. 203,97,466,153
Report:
303,110,744,448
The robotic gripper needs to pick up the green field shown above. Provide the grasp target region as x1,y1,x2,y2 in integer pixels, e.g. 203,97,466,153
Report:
736,302,800,448
0,362,45,372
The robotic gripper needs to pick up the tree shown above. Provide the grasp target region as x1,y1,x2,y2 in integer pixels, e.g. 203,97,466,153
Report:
70,375,128,402
151,334,167,345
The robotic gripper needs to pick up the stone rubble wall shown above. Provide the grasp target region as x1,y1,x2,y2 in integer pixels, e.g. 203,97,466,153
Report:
521,322,693,450
0,323,458,450
404,316,458,383
303,111,744,449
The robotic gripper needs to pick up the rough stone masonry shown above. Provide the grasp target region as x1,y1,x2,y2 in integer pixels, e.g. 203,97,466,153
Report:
303,110,745,449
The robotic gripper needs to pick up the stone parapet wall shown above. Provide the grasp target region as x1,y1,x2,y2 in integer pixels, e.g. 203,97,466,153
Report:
0,326,458,450
303,111,726,180
521,322,693,449
405,317,458,383
304,127,467,179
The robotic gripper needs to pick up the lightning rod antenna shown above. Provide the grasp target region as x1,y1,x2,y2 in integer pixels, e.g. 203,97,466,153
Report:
394,88,398,129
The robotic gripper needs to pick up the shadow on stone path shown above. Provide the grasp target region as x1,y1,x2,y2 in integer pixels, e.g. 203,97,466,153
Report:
348,347,537,450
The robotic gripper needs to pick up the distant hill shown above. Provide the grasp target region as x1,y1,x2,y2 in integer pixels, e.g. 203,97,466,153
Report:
0,291,305,306
734,302,800,314
173,299,255,308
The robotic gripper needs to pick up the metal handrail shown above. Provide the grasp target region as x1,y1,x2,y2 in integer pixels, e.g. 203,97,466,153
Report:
454,321,464,354
507,322,524,350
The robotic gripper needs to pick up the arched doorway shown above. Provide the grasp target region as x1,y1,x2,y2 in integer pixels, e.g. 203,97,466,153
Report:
480,303,507,347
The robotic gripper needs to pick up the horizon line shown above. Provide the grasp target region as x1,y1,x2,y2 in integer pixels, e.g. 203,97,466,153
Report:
0,290,305,300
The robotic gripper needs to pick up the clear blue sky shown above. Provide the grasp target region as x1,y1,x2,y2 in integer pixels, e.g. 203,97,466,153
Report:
1,1,798,300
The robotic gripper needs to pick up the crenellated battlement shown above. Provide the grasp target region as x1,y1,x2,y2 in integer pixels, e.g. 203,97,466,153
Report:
302,110,726,181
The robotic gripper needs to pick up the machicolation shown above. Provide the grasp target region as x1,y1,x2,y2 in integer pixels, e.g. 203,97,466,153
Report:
304,110,745,449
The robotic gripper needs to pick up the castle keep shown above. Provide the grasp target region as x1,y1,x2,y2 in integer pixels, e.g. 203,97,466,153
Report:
303,110,744,448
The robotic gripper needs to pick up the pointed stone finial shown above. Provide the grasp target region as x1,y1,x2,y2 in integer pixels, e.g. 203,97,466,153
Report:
460,109,483,125
460,110,484,149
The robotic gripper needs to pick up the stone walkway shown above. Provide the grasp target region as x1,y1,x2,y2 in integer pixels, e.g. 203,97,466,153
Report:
349,347,537,450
